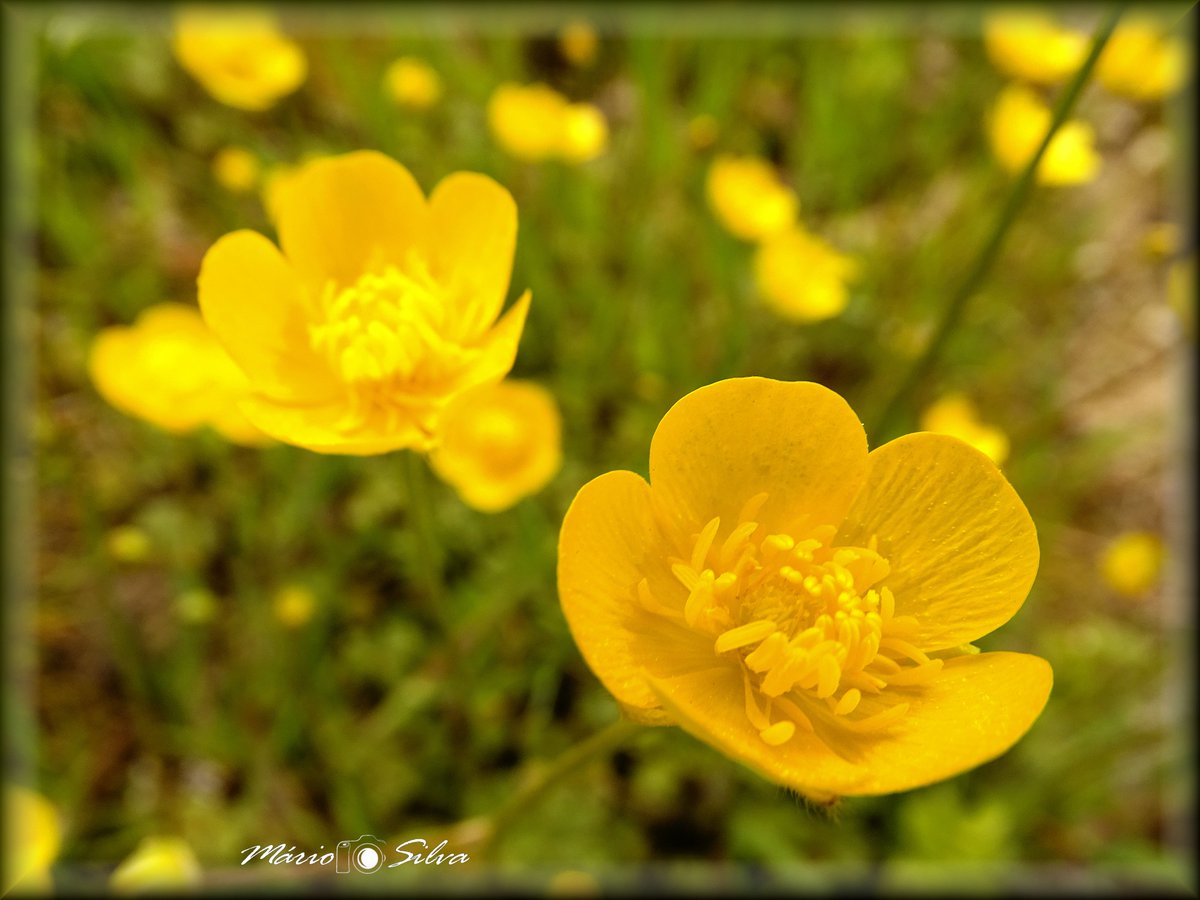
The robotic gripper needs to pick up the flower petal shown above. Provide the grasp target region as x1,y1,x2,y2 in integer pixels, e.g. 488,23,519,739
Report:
648,378,868,543
647,651,1051,798
238,396,430,456
836,433,1039,650
559,470,717,712
426,172,518,342
198,230,338,404
276,151,428,291
445,290,532,394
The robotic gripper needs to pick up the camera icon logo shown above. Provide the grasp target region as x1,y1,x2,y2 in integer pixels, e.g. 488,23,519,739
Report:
335,835,386,874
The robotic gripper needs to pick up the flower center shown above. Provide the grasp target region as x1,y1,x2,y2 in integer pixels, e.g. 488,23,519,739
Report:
640,493,943,747
308,253,478,435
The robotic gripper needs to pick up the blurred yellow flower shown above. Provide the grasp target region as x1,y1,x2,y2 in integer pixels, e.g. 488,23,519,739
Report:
487,83,608,163
987,84,1100,185
1100,532,1165,597
212,146,260,193
919,393,1010,466
198,151,531,455
1142,221,1179,260
106,525,152,564
1097,20,1189,101
384,56,443,110
172,8,306,111
983,11,1086,85
430,380,562,512
4,785,61,896
273,584,317,627
559,20,599,67
706,154,798,242
89,304,269,446
687,113,719,151
559,378,1049,799
110,837,202,894
753,227,857,322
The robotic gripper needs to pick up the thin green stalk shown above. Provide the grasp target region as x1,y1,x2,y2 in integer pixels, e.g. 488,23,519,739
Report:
869,4,1126,440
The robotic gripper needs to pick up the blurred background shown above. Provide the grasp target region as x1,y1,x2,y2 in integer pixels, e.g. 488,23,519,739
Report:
6,2,1195,894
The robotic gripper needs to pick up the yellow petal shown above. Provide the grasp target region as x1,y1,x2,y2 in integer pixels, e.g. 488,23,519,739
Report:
648,378,868,542
197,230,337,403
4,786,61,896
559,470,717,712
647,651,1050,797
836,433,1038,651
276,151,428,292
425,172,518,342
445,290,533,394
238,395,432,456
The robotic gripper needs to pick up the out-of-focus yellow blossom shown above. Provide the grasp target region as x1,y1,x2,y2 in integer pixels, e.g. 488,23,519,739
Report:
559,378,1049,799
273,584,317,627
1100,532,1165,597
176,588,217,624
559,20,599,67
212,146,260,193
198,151,531,455
1142,221,1179,260
110,837,202,894
4,786,61,895
919,393,1010,466
1168,255,1194,336
384,56,443,110
487,83,608,163
106,526,152,564
1097,20,1189,101
753,227,858,323
172,8,306,111
687,114,719,151
983,11,1086,85
706,154,798,242
89,304,270,446
987,84,1100,185
430,380,562,512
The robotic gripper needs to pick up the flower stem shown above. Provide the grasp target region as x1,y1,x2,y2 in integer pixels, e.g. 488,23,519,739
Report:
868,4,1126,440
443,717,643,859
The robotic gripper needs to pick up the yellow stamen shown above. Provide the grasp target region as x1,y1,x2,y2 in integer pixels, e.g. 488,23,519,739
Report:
715,620,777,654
833,688,862,716
759,720,796,746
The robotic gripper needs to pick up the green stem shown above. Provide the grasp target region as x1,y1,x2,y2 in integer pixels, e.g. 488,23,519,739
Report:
402,451,448,624
868,4,1126,440
446,717,642,858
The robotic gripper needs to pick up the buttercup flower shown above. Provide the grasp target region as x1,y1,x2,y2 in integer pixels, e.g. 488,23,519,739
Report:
753,227,857,323
89,304,268,446
987,84,1100,185
559,378,1050,799
919,393,1010,466
274,584,317,627
110,837,202,894
1100,532,1164,597
4,785,61,895
172,8,306,111
429,380,562,512
983,11,1086,85
212,146,260,193
487,83,608,163
198,151,530,455
384,56,443,110
706,154,798,242
106,525,152,564
1097,19,1189,101
559,20,599,67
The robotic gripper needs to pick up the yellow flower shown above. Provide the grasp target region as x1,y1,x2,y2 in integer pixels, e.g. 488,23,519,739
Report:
919,393,1010,466
106,526,152,564
1097,20,1189,101
687,113,719,151
487,83,608,163
987,84,1100,185
1100,532,1164,597
983,11,1087,85
706,154,798,242
4,786,61,896
273,584,317,627
430,380,562,512
559,378,1050,799
1142,221,1179,260
198,151,531,455
384,56,443,110
172,8,306,112
212,146,260,193
89,304,269,446
559,20,599,67
110,837,202,894
753,227,857,323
